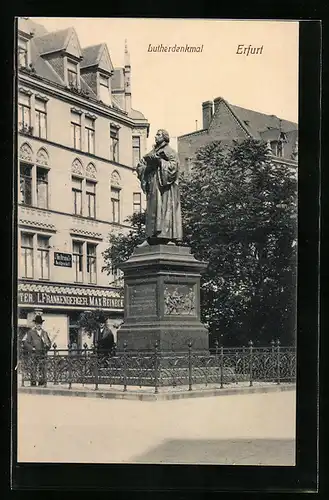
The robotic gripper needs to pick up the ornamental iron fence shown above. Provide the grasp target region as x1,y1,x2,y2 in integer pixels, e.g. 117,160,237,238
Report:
18,340,296,393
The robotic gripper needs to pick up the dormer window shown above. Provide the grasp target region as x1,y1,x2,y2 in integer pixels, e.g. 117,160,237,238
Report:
270,140,284,158
99,74,110,105
18,38,29,68
67,60,79,87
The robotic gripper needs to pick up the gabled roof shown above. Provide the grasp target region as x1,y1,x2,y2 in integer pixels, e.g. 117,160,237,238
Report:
230,103,297,136
81,43,114,73
33,27,82,58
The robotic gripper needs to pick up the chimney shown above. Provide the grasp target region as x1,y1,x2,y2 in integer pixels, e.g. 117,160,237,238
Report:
202,101,213,129
213,97,223,115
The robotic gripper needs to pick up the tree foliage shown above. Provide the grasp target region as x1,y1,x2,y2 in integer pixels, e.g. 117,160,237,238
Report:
76,309,106,340
102,138,297,346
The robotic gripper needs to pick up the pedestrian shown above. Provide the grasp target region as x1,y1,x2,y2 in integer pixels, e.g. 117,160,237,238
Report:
95,314,115,358
23,315,52,386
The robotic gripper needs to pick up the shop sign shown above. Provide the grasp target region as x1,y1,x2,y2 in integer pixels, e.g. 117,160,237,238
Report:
54,252,72,267
18,291,124,310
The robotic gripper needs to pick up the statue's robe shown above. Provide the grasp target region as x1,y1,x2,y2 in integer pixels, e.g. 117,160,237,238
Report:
136,141,183,242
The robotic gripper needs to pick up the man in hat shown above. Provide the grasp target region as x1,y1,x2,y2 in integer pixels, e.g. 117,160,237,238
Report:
94,314,115,358
23,315,52,386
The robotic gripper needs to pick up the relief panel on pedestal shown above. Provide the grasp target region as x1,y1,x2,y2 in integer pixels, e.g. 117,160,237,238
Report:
163,284,197,316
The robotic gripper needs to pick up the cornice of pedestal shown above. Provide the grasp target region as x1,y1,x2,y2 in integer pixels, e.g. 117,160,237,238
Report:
119,244,208,274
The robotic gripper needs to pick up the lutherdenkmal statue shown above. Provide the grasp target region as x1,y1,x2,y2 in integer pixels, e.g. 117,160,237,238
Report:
136,129,183,245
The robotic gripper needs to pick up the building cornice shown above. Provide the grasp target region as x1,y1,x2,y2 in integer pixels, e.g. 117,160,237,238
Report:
18,72,149,129
18,204,134,230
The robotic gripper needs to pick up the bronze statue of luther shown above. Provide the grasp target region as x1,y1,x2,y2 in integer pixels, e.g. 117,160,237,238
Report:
136,129,183,246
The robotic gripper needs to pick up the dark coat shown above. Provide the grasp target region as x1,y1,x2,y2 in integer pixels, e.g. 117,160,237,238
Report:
136,141,183,241
96,326,115,353
23,327,52,353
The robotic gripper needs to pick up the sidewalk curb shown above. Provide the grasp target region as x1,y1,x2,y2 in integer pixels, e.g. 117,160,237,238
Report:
18,383,296,401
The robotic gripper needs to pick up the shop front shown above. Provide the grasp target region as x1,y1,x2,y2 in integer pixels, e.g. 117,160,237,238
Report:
18,280,124,350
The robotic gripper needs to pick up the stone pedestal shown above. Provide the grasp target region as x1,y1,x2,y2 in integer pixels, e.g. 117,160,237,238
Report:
116,244,209,351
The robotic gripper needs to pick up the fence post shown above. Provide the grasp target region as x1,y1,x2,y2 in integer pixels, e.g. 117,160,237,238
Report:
220,345,224,389
43,347,48,387
93,344,99,391
53,343,58,385
276,339,281,385
248,340,254,387
154,340,159,394
123,341,127,392
68,343,72,389
82,343,88,386
271,339,275,383
188,341,192,391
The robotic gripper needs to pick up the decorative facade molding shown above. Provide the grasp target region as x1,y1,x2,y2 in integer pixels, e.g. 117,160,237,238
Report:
35,93,49,102
85,112,97,120
18,282,122,298
70,228,103,240
86,162,97,179
36,147,50,166
18,86,33,96
19,142,33,162
110,122,121,130
71,158,84,176
111,170,121,187
71,107,83,115
19,219,56,231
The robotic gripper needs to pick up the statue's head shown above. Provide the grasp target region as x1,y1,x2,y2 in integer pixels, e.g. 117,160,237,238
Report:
155,129,170,145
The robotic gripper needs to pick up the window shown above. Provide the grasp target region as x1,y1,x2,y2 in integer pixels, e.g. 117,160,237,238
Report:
99,75,110,105
133,192,141,214
72,177,83,215
18,38,28,67
67,60,78,87
20,233,33,278
132,136,141,167
85,117,95,154
277,140,284,158
37,235,50,279
111,187,120,223
110,126,119,162
35,98,47,139
87,243,97,284
18,93,31,134
20,164,32,205
36,167,49,209
86,180,96,218
270,140,284,158
72,241,83,282
71,112,81,150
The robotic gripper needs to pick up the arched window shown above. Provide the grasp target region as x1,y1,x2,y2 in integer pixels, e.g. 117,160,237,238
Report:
19,142,33,163
86,163,97,219
36,147,50,166
71,158,84,177
110,171,121,223
86,162,97,180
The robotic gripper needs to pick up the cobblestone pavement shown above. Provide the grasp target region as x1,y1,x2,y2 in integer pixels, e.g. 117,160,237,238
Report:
17,390,296,465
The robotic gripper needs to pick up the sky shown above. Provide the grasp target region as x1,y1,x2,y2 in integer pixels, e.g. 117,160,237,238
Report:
34,18,299,150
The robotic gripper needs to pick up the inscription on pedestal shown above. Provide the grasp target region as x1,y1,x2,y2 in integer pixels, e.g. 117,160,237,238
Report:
164,284,196,316
127,283,157,317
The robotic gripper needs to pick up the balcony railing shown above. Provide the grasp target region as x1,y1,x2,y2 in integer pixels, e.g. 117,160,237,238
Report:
19,123,33,136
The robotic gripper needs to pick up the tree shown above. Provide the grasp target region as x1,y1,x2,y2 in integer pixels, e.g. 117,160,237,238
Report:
102,138,297,346
76,309,106,343
102,211,146,276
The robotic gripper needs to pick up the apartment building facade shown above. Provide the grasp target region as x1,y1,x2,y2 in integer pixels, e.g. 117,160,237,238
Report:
17,18,149,348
